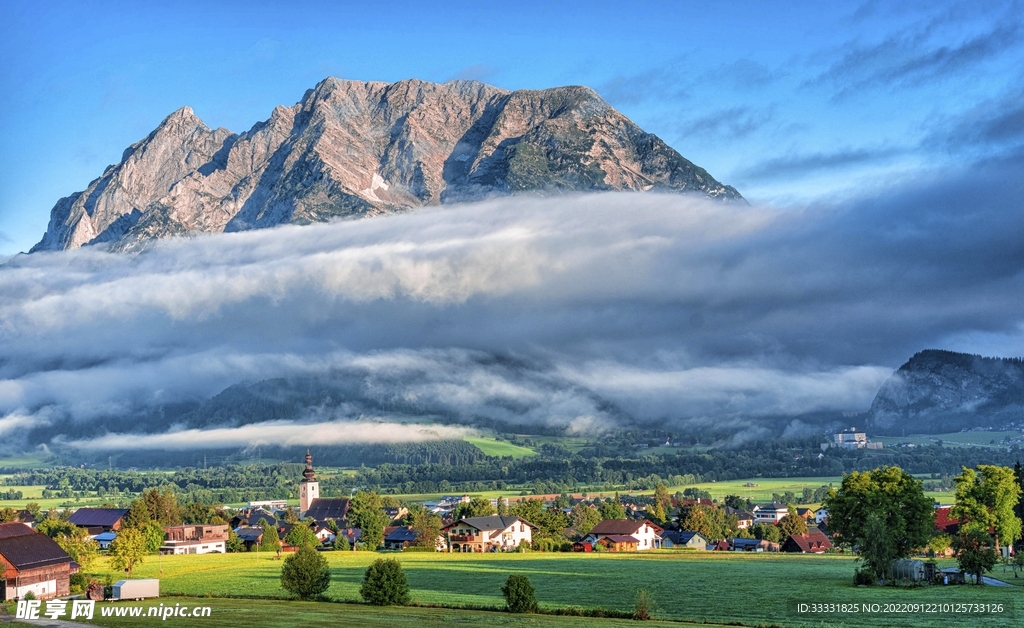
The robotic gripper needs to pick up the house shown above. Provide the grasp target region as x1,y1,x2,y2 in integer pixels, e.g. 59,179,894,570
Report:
91,532,117,550
815,508,828,525
782,528,833,553
67,508,129,533
235,527,264,551
596,535,639,552
725,507,754,529
337,527,362,547
384,507,409,524
0,522,76,601
796,508,816,521
662,530,708,549
383,526,419,550
730,537,779,552
160,524,228,555
445,515,534,552
12,511,35,528
312,524,336,545
751,503,788,525
302,498,351,525
585,520,662,551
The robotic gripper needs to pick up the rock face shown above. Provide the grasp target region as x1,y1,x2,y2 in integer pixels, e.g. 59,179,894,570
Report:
868,350,1024,434
32,78,742,252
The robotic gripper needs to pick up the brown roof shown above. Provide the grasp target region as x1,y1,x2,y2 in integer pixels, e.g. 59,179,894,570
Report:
303,498,350,522
588,519,663,536
602,535,639,544
0,532,73,571
68,508,129,528
0,522,36,540
784,529,833,553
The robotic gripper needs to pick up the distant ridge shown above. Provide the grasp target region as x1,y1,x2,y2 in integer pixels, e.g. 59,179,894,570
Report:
868,349,1024,434
32,77,742,252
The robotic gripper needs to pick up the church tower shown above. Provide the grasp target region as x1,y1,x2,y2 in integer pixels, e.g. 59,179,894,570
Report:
299,450,319,517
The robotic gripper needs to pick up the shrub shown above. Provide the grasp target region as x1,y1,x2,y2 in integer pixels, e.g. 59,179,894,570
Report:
360,558,410,606
633,588,654,620
333,534,351,551
280,545,331,600
501,574,538,613
854,568,874,586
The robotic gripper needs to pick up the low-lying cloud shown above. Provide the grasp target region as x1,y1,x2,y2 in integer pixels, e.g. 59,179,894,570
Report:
3,163,1024,450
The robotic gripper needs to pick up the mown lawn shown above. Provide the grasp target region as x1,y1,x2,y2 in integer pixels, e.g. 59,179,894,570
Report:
81,551,1022,627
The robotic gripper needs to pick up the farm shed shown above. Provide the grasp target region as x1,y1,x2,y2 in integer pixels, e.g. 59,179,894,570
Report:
889,559,926,581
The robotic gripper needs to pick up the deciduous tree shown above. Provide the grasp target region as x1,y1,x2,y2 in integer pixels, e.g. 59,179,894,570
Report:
953,465,1023,552
280,545,331,599
360,558,410,606
779,505,809,539
349,490,389,550
109,527,146,577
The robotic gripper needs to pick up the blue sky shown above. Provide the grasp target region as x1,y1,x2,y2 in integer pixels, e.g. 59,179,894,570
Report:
1,0,1022,256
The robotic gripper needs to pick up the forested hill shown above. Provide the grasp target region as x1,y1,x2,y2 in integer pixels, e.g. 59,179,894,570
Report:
869,349,1024,434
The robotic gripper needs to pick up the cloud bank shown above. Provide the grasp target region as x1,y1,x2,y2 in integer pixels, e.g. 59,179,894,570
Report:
3,165,1024,451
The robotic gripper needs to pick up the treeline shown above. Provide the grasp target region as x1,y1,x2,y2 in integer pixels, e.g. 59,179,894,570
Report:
0,489,23,500
7,439,1022,501
64,440,487,470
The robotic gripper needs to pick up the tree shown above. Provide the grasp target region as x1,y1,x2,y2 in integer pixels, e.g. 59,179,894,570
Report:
953,465,1023,552
333,533,351,551
280,545,331,600
55,529,99,572
858,513,896,582
225,530,245,553
124,498,152,529
598,496,626,520
1014,462,1024,539
141,520,166,554
454,497,497,520
569,503,602,535
349,491,390,550
109,527,146,577
823,466,933,579
653,483,672,515
778,505,809,540
260,522,280,552
0,508,17,523
501,574,537,613
752,523,781,543
285,524,318,549
35,518,78,539
953,529,998,585
25,502,42,521
360,558,410,606
928,534,952,557
141,488,182,526
410,511,442,549
681,505,736,541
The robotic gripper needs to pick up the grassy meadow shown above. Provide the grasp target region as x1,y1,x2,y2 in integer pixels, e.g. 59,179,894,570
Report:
71,550,1022,628
463,436,538,459
874,430,1024,449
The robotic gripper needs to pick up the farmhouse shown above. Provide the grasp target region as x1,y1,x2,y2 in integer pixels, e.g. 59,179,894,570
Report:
585,520,662,550
160,524,229,555
445,515,534,552
781,528,833,553
384,526,420,550
934,505,960,535
68,508,129,533
313,524,335,544
0,522,75,601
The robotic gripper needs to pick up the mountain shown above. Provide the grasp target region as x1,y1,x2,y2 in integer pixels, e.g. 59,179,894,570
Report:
867,349,1024,435
31,77,742,253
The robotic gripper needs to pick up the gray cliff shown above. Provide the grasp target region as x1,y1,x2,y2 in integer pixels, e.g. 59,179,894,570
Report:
32,77,742,252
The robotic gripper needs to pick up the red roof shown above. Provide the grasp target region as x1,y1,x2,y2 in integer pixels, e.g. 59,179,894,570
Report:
784,529,833,553
0,522,35,540
934,506,960,534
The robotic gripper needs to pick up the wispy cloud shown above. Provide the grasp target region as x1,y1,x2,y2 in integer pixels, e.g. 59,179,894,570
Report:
737,146,904,180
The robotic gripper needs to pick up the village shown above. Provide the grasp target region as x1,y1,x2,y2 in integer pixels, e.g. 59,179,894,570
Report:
1,451,988,605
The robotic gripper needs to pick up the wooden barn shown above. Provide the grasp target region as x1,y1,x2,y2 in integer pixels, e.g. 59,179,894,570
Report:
0,523,75,601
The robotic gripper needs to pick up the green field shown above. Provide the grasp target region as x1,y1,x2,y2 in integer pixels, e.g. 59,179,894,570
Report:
464,437,538,459
69,550,1022,628
0,484,119,510
40,597,717,628
875,430,1024,449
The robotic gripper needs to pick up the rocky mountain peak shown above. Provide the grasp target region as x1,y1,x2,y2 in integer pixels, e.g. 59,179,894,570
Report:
31,77,743,253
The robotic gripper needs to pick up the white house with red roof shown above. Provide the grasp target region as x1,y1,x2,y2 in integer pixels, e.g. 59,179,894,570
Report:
584,519,663,550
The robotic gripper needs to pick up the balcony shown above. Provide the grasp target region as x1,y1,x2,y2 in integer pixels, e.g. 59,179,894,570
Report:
448,534,478,542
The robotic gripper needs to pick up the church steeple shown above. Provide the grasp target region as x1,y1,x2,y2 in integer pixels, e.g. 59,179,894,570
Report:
299,449,319,517
303,449,315,481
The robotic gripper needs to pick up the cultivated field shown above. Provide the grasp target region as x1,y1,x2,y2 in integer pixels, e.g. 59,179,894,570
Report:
463,436,538,459
74,550,1022,628
874,430,1024,449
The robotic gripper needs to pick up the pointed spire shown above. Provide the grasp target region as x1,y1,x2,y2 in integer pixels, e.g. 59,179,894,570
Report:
302,450,316,482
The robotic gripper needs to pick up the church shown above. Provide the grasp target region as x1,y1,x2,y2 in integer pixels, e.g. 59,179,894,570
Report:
298,451,350,523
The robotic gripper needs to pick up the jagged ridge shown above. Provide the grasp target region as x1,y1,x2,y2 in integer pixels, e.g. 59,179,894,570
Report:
32,77,742,253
